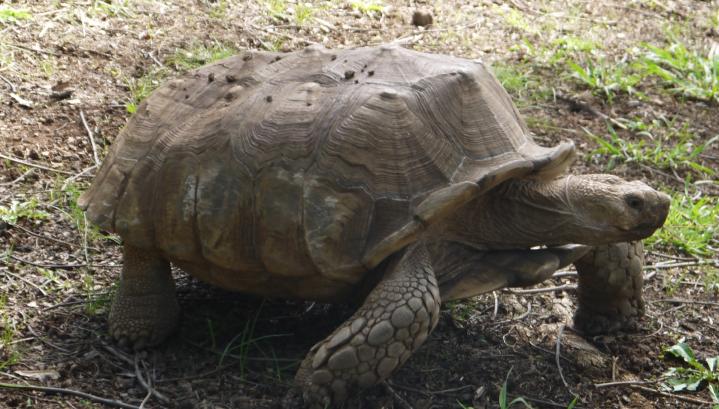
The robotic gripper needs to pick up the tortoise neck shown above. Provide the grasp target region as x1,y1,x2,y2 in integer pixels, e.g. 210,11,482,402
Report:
441,177,577,249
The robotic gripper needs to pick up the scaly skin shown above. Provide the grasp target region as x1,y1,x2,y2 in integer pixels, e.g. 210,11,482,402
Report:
294,242,440,408
109,245,180,350
573,241,645,334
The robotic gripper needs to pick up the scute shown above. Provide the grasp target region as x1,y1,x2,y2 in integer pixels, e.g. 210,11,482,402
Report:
80,45,575,295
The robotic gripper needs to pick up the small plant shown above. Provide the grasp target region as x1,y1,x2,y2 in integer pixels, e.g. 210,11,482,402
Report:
645,192,719,258
294,3,314,25
350,0,384,17
640,41,719,103
662,341,719,406
89,0,134,18
123,67,168,114
498,368,533,409
0,199,49,224
568,60,642,103
0,7,32,23
585,123,717,177
167,43,236,71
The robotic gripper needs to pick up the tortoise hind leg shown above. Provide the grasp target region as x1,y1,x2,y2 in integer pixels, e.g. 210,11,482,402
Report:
573,241,645,335
109,244,180,350
294,242,440,408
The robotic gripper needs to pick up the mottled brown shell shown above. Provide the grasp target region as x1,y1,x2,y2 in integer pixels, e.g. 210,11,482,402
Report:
80,45,574,300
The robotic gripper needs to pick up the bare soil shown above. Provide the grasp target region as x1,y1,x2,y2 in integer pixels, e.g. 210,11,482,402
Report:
1,1,718,408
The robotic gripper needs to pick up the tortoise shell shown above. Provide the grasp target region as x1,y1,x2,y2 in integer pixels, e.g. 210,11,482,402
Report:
80,45,574,301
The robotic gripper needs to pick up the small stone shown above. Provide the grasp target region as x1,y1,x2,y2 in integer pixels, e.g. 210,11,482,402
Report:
328,346,359,370
344,70,355,80
331,55,337,61
391,305,415,328
368,70,374,76
411,10,433,27
368,321,394,346
266,95,273,102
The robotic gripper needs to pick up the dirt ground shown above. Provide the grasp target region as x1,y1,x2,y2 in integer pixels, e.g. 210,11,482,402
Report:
1,1,718,408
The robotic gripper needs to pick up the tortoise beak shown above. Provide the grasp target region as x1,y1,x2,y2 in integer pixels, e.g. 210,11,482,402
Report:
622,190,670,238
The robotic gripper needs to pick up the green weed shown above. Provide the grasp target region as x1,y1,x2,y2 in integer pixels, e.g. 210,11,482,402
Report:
662,341,719,407
492,63,545,101
89,0,134,18
640,41,719,103
266,0,288,20
568,60,642,103
206,0,228,19
294,3,314,25
498,368,533,409
167,43,236,71
123,67,168,114
645,192,719,258
585,123,717,177
0,295,20,371
0,199,49,224
350,0,384,17
0,7,32,23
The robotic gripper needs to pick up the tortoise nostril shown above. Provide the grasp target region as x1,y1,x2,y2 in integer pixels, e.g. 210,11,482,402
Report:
625,194,644,211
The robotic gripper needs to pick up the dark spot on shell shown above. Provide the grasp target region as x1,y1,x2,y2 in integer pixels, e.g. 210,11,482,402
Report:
273,56,283,63
343,59,347,63
184,94,189,99
354,80,359,84
226,74,237,83
266,95,273,102
306,102,312,106
345,70,355,80
242,54,253,61
207,72,215,82
363,64,368,68
331,55,337,61
368,70,375,76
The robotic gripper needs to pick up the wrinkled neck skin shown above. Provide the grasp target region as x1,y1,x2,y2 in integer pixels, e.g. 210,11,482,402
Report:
437,176,596,250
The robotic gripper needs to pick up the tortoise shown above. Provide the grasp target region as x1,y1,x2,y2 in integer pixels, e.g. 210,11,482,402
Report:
79,44,670,407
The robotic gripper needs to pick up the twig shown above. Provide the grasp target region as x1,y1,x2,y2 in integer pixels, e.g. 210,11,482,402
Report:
645,260,717,270
9,223,101,251
0,382,139,409
0,168,34,186
0,74,17,92
2,269,48,296
133,354,170,404
491,301,532,325
5,254,121,269
0,153,75,176
7,43,60,57
492,291,499,319
507,284,577,294
594,380,649,388
551,271,577,279
555,324,570,390
647,251,697,261
79,110,100,167
630,384,714,405
383,381,414,409
651,298,719,307
26,324,73,354
61,165,97,190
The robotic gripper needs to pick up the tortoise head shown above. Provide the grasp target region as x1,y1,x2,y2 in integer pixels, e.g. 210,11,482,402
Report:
547,174,671,244
441,173,670,248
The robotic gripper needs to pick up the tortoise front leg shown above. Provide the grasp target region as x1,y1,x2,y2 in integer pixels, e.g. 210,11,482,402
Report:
573,241,645,335
295,242,440,408
109,244,180,349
